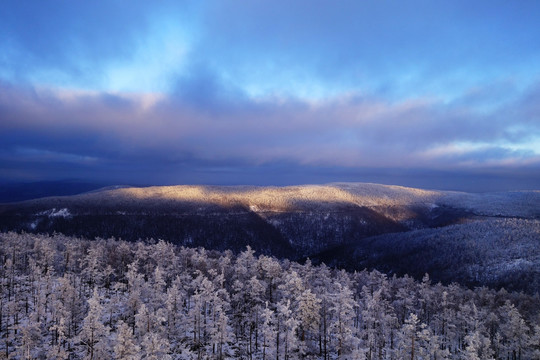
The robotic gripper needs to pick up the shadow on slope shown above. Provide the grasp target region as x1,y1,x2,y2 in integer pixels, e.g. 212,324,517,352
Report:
310,218,540,294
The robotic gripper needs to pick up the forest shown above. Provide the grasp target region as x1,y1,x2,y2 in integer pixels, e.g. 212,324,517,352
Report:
0,232,539,359
313,218,540,294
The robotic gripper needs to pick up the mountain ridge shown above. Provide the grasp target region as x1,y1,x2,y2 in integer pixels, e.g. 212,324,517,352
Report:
1,182,538,292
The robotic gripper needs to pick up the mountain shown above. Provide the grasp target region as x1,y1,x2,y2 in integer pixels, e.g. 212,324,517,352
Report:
0,180,109,203
311,218,540,293
1,182,539,291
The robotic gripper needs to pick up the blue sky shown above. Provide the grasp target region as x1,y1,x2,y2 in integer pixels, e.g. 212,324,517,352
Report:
1,1,539,191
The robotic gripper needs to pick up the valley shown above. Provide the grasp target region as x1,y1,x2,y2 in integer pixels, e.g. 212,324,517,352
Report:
1,183,538,293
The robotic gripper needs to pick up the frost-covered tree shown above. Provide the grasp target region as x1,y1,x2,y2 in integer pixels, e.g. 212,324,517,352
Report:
360,286,395,360
329,283,358,359
13,312,42,360
297,288,321,356
141,331,172,360
81,243,104,289
125,260,144,333
277,299,299,360
530,324,540,360
499,300,530,360
47,317,70,360
397,313,420,360
260,303,276,360
113,320,141,360
0,232,539,359
79,288,110,360
165,279,183,341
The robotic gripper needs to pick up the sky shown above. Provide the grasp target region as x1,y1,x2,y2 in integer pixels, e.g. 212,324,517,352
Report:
1,1,540,192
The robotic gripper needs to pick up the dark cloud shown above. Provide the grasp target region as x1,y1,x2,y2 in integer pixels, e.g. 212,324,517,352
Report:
0,78,538,189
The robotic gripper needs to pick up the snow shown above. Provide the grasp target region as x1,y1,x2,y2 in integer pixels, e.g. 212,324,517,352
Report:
0,232,538,359
37,207,71,218
22,182,539,219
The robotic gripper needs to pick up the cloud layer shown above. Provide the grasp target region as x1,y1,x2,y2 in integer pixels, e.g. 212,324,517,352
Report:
1,79,538,186
1,1,539,190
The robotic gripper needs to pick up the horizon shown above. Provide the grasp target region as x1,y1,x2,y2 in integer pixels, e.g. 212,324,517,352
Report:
1,1,539,190
1,173,538,204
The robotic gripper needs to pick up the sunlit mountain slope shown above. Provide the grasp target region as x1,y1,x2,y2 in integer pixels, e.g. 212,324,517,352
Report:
0,182,538,292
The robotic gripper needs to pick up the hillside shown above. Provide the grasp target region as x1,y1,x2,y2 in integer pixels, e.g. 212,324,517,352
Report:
0,183,450,256
311,218,540,293
1,232,539,359
0,182,538,292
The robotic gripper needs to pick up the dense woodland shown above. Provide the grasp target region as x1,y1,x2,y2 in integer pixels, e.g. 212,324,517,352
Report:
314,218,540,294
1,232,539,359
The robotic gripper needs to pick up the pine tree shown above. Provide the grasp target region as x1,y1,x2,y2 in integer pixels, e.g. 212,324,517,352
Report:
81,243,104,289
126,260,144,333
47,317,71,360
165,279,183,341
460,303,492,360
530,325,540,360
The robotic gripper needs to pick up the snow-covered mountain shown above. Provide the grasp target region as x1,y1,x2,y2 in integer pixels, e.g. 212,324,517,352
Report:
311,217,540,293
3,182,537,216
1,182,538,292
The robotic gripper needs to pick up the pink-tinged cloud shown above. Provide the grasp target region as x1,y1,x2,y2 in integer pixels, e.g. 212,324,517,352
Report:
1,80,539,176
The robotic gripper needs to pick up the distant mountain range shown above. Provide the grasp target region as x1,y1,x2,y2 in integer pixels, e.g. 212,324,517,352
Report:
1,182,539,292
0,180,108,203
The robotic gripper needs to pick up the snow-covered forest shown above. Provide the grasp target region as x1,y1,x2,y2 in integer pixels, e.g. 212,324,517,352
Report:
317,218,540,294
1,232,539,359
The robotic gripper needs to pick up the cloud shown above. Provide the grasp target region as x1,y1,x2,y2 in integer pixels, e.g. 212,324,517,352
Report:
1,77,539,180
3,1,540,100
1,1,540,189
0,1,195,90
189,1,540,100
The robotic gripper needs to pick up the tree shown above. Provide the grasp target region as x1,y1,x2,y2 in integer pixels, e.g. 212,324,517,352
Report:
113,320,141,360
81,243,104,289
260,303,276,360
530,325,540,360
79,288,110,360
277,299,299,360
397,313,420,360
165,279,184,341
499,301,530,360
361,287,393,360
125,260,144,333
297,289,321,356
329,284,358,358
141,332,172,360
135,303,165,339
209,305,232,360
47,317,70,360
14,312,42,360
460,303,492,360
